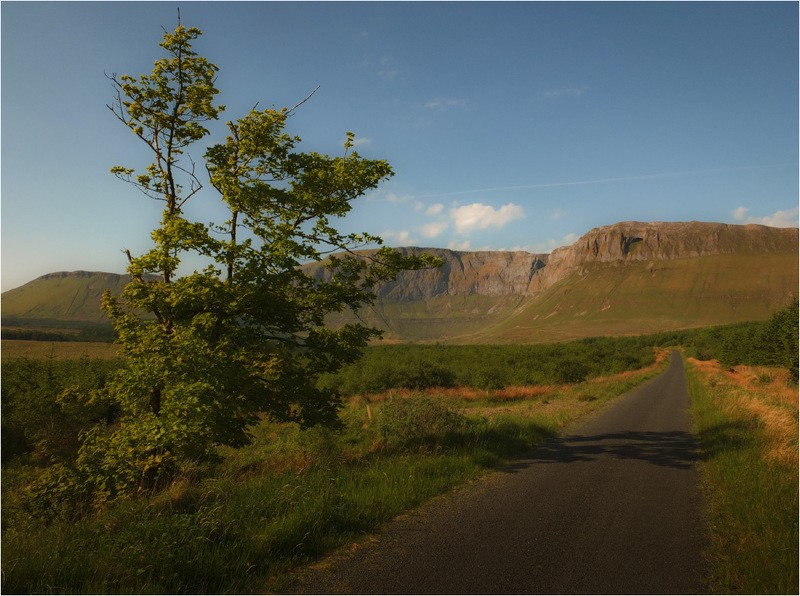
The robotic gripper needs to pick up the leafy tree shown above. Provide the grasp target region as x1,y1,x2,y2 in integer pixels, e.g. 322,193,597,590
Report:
74,23,438,497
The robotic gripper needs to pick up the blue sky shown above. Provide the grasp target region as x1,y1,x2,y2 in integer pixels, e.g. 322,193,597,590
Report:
2,1,798,290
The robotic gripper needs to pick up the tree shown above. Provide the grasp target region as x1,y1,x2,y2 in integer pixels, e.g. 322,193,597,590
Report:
76,23,438,498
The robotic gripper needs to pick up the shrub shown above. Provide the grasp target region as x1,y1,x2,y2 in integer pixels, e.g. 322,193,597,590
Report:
378,395,467,450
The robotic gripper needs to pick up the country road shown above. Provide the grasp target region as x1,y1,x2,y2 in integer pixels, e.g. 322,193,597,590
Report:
287,352,707,594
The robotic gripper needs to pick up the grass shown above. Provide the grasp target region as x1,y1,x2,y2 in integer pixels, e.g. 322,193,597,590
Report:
1,357,667,594
686,357,798,594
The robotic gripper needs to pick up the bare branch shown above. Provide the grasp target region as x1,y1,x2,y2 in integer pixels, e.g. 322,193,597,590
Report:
285,85,320,116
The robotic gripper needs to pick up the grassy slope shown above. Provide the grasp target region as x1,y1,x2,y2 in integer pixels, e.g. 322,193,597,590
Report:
2,273,127,323
327,253,797,344
3,251,797,344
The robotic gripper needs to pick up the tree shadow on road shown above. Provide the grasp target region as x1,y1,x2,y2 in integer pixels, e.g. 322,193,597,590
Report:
500,429,702,472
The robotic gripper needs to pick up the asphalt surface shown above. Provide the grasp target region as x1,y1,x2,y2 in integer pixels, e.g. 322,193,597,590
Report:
286,352,707,594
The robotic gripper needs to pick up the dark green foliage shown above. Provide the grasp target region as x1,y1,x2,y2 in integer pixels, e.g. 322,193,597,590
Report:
2,320,117,342
671,300,798,381
321,335,657,396
1,357,121,465
379,396,467,450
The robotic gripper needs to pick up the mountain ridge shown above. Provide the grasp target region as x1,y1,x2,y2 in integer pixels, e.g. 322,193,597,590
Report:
3,220,797,343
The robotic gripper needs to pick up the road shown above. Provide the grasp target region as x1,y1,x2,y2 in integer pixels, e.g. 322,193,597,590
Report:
287,352,707,594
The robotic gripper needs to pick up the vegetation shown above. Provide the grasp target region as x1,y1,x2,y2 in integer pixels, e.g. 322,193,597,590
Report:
319,335,657,394
687,361,798,593
3,298,796,593
46,22,440,503
660,298,798,381
2,338,665,594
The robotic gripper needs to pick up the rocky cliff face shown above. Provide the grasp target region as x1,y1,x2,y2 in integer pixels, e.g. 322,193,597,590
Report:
372,248,548,300
310,221,798,302
527,221,799,292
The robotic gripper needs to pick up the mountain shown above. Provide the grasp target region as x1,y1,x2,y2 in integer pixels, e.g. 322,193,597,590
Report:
3,221,797,343
307,221,798,342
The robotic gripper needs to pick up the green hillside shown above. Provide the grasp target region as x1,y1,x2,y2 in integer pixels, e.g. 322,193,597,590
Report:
327,251,798,344
469,252,798,343
2,272,128,323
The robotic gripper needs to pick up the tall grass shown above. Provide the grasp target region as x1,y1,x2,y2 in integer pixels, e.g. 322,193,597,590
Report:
2,363,665,594
687,360,798,594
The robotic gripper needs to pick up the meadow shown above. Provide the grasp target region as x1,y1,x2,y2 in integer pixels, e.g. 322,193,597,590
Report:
1,303,796,593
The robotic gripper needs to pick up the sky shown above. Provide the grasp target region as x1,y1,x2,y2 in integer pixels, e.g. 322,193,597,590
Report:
2,1,798,291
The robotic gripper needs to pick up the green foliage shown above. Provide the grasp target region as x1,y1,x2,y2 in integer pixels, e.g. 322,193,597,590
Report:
378,396,467,450
75,22,443,499
2,365,661,594
1,357,120,465
674,299,798,381
321,335,657,396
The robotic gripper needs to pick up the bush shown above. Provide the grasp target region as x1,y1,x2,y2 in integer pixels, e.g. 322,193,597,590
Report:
550,359,590,384
378,395,467,450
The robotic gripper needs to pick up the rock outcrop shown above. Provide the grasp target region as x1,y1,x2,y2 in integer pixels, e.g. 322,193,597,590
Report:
310,221,798,302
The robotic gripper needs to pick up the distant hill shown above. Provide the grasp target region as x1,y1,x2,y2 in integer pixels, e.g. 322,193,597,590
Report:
3,221,797,343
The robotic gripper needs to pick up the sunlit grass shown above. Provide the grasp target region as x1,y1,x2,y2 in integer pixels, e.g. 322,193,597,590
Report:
687,358,798,594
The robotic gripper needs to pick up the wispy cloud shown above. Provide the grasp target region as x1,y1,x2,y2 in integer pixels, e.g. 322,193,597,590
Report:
425,203,444,216
450,202,525,234
424,97,470,111
381,229,417,245
732,206,799,228
543,86,588,99
448,239,472,251
527,233,579,253
377,57,399,80
420,221,448,238
415,164,791,200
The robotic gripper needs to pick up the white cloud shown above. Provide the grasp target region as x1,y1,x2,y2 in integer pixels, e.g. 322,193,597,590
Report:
420,221,448,238
449,202,525,234
348,136,372,148
386,192,414,204
448,239,472,251
549,208,567,220
425,203,444,216
381,229,417,245
732,206,749,221
424,97,469,111
732,206,799,228
528,233,579,253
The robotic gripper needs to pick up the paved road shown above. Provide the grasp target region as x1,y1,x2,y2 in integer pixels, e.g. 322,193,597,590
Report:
287,352,706,594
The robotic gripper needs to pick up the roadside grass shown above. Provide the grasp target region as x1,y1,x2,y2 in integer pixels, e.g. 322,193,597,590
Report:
2,359,666,594
687,357,798,594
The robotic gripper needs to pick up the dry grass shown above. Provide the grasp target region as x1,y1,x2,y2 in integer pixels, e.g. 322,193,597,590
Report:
687,357,798,466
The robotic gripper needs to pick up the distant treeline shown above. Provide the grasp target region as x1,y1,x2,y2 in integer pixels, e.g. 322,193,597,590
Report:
319,335,657,395
2,319,116,343
656,298,798,382
321,299,799,394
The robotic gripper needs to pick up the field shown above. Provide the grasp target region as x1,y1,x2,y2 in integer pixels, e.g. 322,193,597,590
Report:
2,339,118,361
